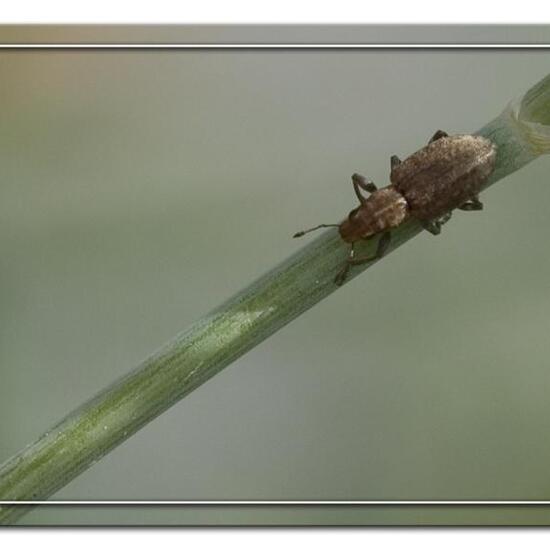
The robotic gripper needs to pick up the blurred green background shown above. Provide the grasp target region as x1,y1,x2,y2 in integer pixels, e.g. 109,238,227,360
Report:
2,37,550,524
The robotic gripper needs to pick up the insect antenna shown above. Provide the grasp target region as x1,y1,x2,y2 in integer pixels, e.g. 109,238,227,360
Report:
293,224,339,238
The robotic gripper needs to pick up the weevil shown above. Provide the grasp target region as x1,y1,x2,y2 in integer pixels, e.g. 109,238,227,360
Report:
294,130,497,286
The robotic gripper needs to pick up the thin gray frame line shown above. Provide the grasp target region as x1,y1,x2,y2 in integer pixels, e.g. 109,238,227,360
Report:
2,39,547,508
0,43,550,49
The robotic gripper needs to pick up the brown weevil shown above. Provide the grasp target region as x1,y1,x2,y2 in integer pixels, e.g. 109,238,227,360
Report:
294,130,497,286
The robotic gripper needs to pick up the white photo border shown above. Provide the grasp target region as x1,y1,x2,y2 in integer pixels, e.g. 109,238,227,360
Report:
2,30,549,507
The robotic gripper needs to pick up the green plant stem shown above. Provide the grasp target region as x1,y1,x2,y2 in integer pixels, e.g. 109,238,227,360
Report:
1,74,550,525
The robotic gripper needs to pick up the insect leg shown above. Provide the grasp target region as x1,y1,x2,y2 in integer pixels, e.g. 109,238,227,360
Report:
458,196,483,211
351,231,392,263
352,173,377,204
390,155,402,169
421,220,441,235
429,130,449,143
334,232,392,285
349,233,391,265
437,211,453,226
334,243,355,286
293,224,339,238
421,212,452,235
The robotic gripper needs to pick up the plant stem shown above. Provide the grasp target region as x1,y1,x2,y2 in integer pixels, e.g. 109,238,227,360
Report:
1,73,550,524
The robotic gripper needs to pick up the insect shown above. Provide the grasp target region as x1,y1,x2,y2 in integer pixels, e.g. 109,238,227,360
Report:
294,130,497,286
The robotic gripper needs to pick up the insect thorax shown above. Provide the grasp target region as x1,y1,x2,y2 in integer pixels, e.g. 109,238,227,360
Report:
339,186,408,242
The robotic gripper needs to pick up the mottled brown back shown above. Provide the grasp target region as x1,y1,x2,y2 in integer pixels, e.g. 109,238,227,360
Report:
390,135,496,220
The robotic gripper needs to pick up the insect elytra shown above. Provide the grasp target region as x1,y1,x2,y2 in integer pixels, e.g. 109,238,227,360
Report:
294,130,497,286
